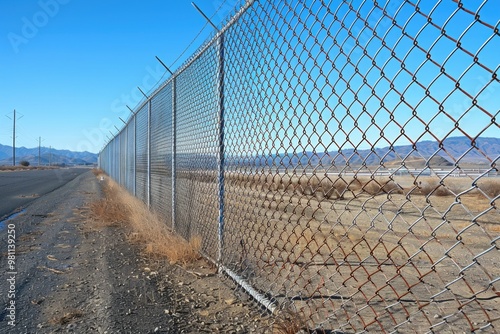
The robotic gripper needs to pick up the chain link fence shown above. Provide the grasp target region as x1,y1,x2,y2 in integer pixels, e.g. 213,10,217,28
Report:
99,0,499,332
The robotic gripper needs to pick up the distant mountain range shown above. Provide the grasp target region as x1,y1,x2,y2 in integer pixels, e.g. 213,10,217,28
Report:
0,144,97,166
258,136,500,168
3,136,496,168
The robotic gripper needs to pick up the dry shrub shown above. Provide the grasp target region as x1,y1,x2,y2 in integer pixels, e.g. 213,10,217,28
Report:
414,179,433,196
434,184,455,196
264,173,282,191
88,175,130,226
345,177,365,197
239,173,268,191
88,199,129,226
417,179,464,197
357,177,404,196
381,180,404,194
479,179,500,198
296,174,320,195
362,179,383,195
273,307,307,334
228,171,409,199
140,232,201,265
283,174,365,199
92,168,105,176
315,177,348,200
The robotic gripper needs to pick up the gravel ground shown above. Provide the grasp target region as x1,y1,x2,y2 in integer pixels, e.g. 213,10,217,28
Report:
0,171,273,333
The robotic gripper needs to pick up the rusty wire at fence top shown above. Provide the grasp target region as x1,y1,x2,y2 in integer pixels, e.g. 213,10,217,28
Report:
99,0,500,332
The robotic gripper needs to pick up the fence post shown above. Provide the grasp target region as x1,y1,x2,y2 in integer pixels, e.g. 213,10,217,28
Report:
113,138,115,179
124,125,128,190
134,113,137,197
147,99,152,207
217,33,225,266
118,132,121,186
172,77,177,232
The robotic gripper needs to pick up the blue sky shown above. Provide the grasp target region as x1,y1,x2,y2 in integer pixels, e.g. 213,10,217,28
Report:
223,0,499,155
0,0,239,153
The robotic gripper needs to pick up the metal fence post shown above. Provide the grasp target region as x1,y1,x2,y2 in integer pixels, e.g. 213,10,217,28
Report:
147,99,151,207
124,125,128,189
172,77,177,232
118,132,121,186
217,33,225,266
134,113,137,197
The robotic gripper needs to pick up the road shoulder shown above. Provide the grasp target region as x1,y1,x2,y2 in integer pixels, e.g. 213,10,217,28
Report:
1,171,270,333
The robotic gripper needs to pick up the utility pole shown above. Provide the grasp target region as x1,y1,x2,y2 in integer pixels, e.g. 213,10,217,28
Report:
6,109,23,166
49,146,52,166
38,137,41,166
13,109,16,166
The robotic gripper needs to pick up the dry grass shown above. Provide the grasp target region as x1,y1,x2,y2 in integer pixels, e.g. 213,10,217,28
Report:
88,199,130,226
273,307,308,334
0,165,59,171
92,168,105,176
88,174,130,226
226,171,500,200
417,181,453,196
414,177,496,197
355,177,404,196
478,179,500,198
227,172,411,199
90,176,201,265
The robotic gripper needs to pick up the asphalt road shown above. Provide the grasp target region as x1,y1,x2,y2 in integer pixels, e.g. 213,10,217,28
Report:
0,168,90,220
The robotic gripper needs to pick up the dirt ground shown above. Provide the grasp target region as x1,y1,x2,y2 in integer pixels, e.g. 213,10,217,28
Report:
218,174,500,332
0,171,272,333
2,169,498,333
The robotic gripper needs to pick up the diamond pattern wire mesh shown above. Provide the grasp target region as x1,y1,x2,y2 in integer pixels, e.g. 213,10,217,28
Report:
126,118,135,194
99,0,499,332
135,104,149,204
119,130,127,187
175,44,220,261
150,84,173,223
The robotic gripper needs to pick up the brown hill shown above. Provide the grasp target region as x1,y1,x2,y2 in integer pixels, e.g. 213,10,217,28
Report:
385,155,453,168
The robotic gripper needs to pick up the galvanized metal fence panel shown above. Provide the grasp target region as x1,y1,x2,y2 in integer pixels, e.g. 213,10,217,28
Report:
150,84,173,223
175,43,220,261
99,1,499,332
126,117,135,194
111,137,119,181
119,130,127,187
135,104,149,204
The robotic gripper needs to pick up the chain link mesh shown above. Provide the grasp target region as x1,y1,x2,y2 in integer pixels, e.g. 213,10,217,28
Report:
135,104,149,204
125,117,135,194
175,43,220,260
150,84,173,223
100,0,499,332
119,129,127,187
